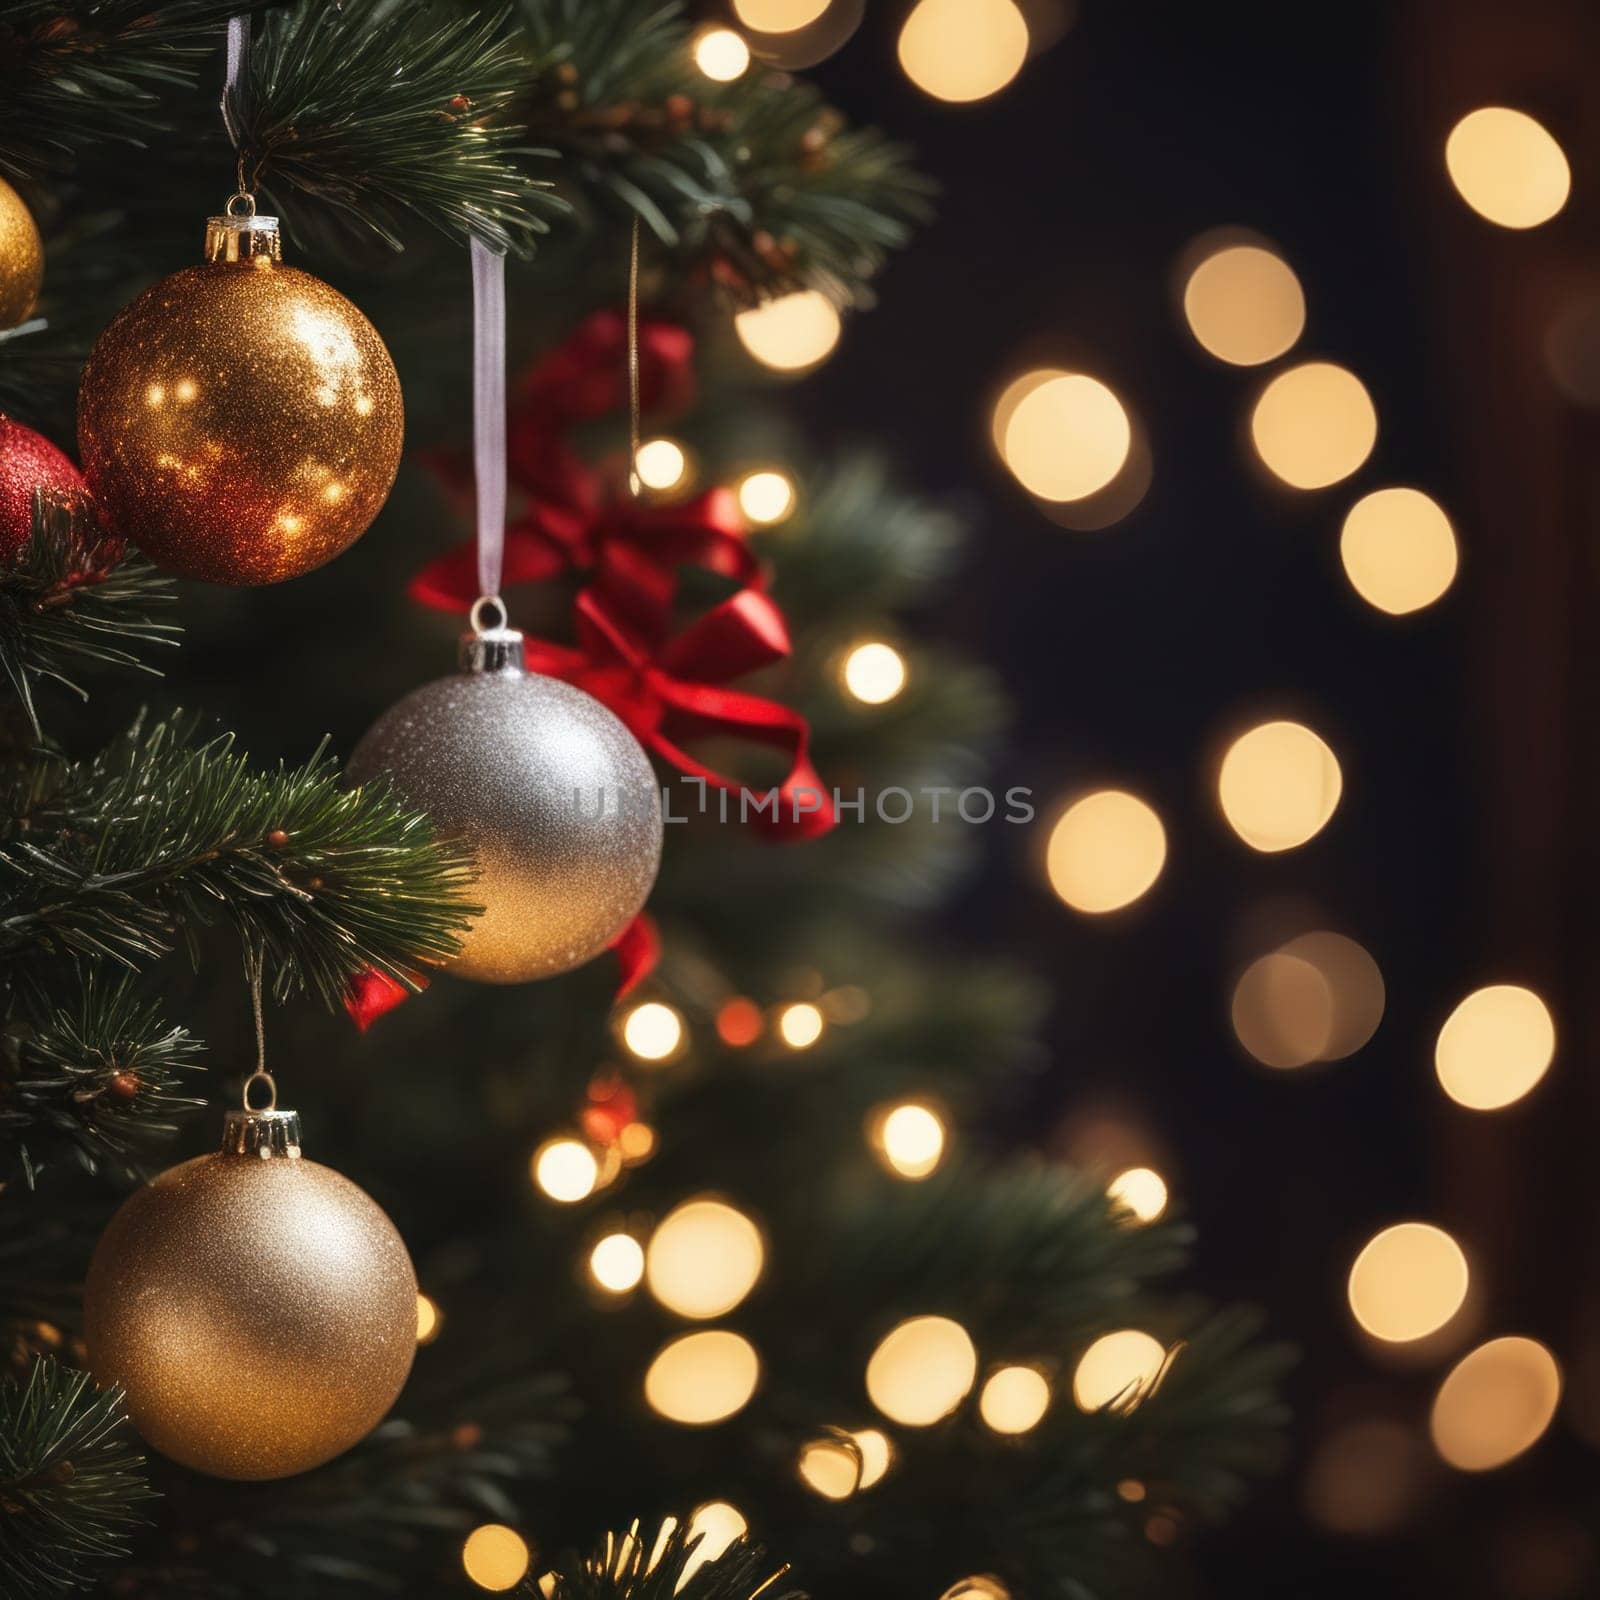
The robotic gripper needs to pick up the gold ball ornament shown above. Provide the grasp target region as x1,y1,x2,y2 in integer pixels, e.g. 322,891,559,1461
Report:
76,204,403,584
84,1107,417,1480
0,175,44,330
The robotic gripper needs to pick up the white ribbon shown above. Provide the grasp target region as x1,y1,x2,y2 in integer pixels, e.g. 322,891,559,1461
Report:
470,236,509,606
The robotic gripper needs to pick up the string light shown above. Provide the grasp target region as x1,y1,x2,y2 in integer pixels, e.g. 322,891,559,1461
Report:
798,1435,862,1500
841,641,908,705
1182,242,1306,366
939,1577,1011,1600
999,372,1132,502
532,1137,600,1203
683,1503,747,1581
777,1001,825,1049
865,1315,978,1426
1445,108,1570,230
1347,1223,1469,1343
1232,932,1384,1068
1250,362,1377,489
1431,1337,1561,1471
415,1292,442,1345
873,1101,946,1179
898,0,1029,103
734,291,841,372
621,1000,684,1063
852,1427,891,1488
737,469,796,525
1340,488,1458,615
716,997,765,1047
734,0,830,28
978,1365,1052,1434
462,1525,532,1592
634,438,687,491
618,1121,657,1162
1072,1330,1168,1413
589,1232,646,1294
1217,720,1342,852
693,26,752,82
1045,789,1166,914
644,1330,761,1425
1435,984,1555,1110
1106,1167,1167,1224
645,1198,765,1319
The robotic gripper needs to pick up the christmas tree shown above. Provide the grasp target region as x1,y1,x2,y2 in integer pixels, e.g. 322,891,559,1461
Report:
0,5,1288,1597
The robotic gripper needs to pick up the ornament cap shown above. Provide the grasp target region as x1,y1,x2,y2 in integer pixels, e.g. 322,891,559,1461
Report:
459,625,527,675
205,203,282,265
221,1107,303,1160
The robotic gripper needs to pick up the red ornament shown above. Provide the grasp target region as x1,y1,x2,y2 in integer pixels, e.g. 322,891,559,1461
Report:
0,415,85,559
105,1071,141,1103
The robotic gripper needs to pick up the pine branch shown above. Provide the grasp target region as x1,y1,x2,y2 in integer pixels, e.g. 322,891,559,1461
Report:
0,489,177,737
239,0,563,254
1,966,203,1185
542,1520,803,1600
0,1357,154,1600
0,715,480,1006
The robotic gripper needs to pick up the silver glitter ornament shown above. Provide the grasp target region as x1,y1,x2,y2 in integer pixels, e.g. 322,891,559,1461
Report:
346,623,663,982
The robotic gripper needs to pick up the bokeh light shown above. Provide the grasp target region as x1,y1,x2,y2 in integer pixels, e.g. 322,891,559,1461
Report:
737,469,796,525
645,1198,765,1319
532,1138,600,1203
874,1101,946,1179
1106,1166,1167,1224
1232,932,1383,1069
683,1502,747,1581
1347,1223,1470,1343
798,1435,862,1500
939,1581,1011,1600
693,26,751,81
1045,789,1166,914
1000,372,1132,502
1445,108,1570,230
1250,362,1377,489
842,641,908,705
865,1315,979,1426
853,1427,891,1488
979,1365,1052,1434
634,438,687,492
618,1121,657,1163
1431,1337,1562,1471
778,1001,825,1049
590,1232,646,1294
462,1525,531,1592
897,0,1029,104
1304,1419,1426,1535
716,996,764,1047
1182,242,1306,366
1218,720,1343,852
1435,984,1555,1110
733,0,830,27
734,291,842,372
1072,1330,1168,1413
1340,487,1458,615
621,1000,685,1063
416,1292,442,1345
644,1330,761,1425
1544,289,1600,407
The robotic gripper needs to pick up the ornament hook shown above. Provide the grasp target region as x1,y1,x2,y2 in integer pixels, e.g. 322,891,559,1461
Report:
241,959,277,1113
470,593,508,635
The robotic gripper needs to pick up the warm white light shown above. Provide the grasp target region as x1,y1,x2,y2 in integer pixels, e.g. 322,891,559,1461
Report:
777,1002,825,1049
1106,1167,1167,1224
979,1366,1052,1434
683,1502,747,1581
877,1102,946,1179
798,1436,862,1500
1182,243,1306,366
1001,373,1132,502
865,1315,978,1426
1446,108,1570,230
1045,790,1166,914
1250,362,1377,490
621,1001,684,1063
842,641,908,705
1072,1330,1168,1413
1340,488,1458,615
734,0,830,29
1431,1337,1561,1471
532,1138,600,1203
737,469,796,525
635,438,687,491
1435,984,1555,1110
1218,720,1342,852
852,1427,891,1488
1347,1223,1470,1343
416,1293,442,1345
898,0,1029,104
645,1198,765,1320
644,1330,761,1425
462,1525,532,1592
694,26,752,82
734,291,842,372
590,1232,646,1294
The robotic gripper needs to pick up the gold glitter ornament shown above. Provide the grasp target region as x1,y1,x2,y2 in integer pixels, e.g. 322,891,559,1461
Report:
83,1105,417,1480
0,174,44,329
76,201,403,584
346,617,663,983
